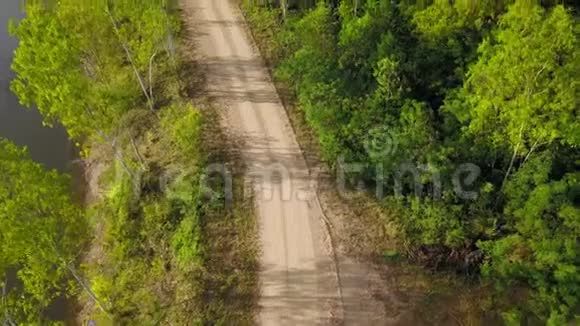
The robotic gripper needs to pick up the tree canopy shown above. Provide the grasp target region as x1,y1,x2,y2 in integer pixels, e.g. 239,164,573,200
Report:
0,139,87,324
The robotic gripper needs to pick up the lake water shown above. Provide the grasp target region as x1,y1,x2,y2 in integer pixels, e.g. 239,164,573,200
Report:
0,0,70,171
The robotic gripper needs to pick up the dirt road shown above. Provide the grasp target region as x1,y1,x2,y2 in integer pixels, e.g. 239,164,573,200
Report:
185,0,338,324
181,0,405,324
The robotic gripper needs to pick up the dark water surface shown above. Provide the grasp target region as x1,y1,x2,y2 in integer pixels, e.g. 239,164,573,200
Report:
0,0,70,171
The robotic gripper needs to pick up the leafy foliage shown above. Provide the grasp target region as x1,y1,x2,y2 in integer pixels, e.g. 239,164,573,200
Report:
10,0,178,141
0,139,87,323
449,2,580,150
480,152,580,324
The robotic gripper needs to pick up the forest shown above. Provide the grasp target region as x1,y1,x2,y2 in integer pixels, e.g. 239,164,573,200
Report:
243,0,579,324
2,0,259,324
1,0,578,324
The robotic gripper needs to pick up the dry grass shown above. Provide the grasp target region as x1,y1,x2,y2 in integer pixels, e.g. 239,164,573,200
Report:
196,103,260,324
179,3,260,320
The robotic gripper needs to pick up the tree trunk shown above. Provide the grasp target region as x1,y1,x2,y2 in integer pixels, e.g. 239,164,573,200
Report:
501,124,524,191
105,6,155,112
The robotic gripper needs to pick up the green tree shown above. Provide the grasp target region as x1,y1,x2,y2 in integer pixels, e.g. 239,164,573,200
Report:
448,2,579,163
480,151,580,323
10,0,177,142
9,3,97,139
0,139,87,323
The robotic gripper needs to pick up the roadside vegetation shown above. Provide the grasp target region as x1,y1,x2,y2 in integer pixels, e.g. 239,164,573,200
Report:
242,0,579,324
3,0,257,323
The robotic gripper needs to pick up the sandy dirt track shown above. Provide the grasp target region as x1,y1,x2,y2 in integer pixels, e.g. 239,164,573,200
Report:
182,0,397,324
